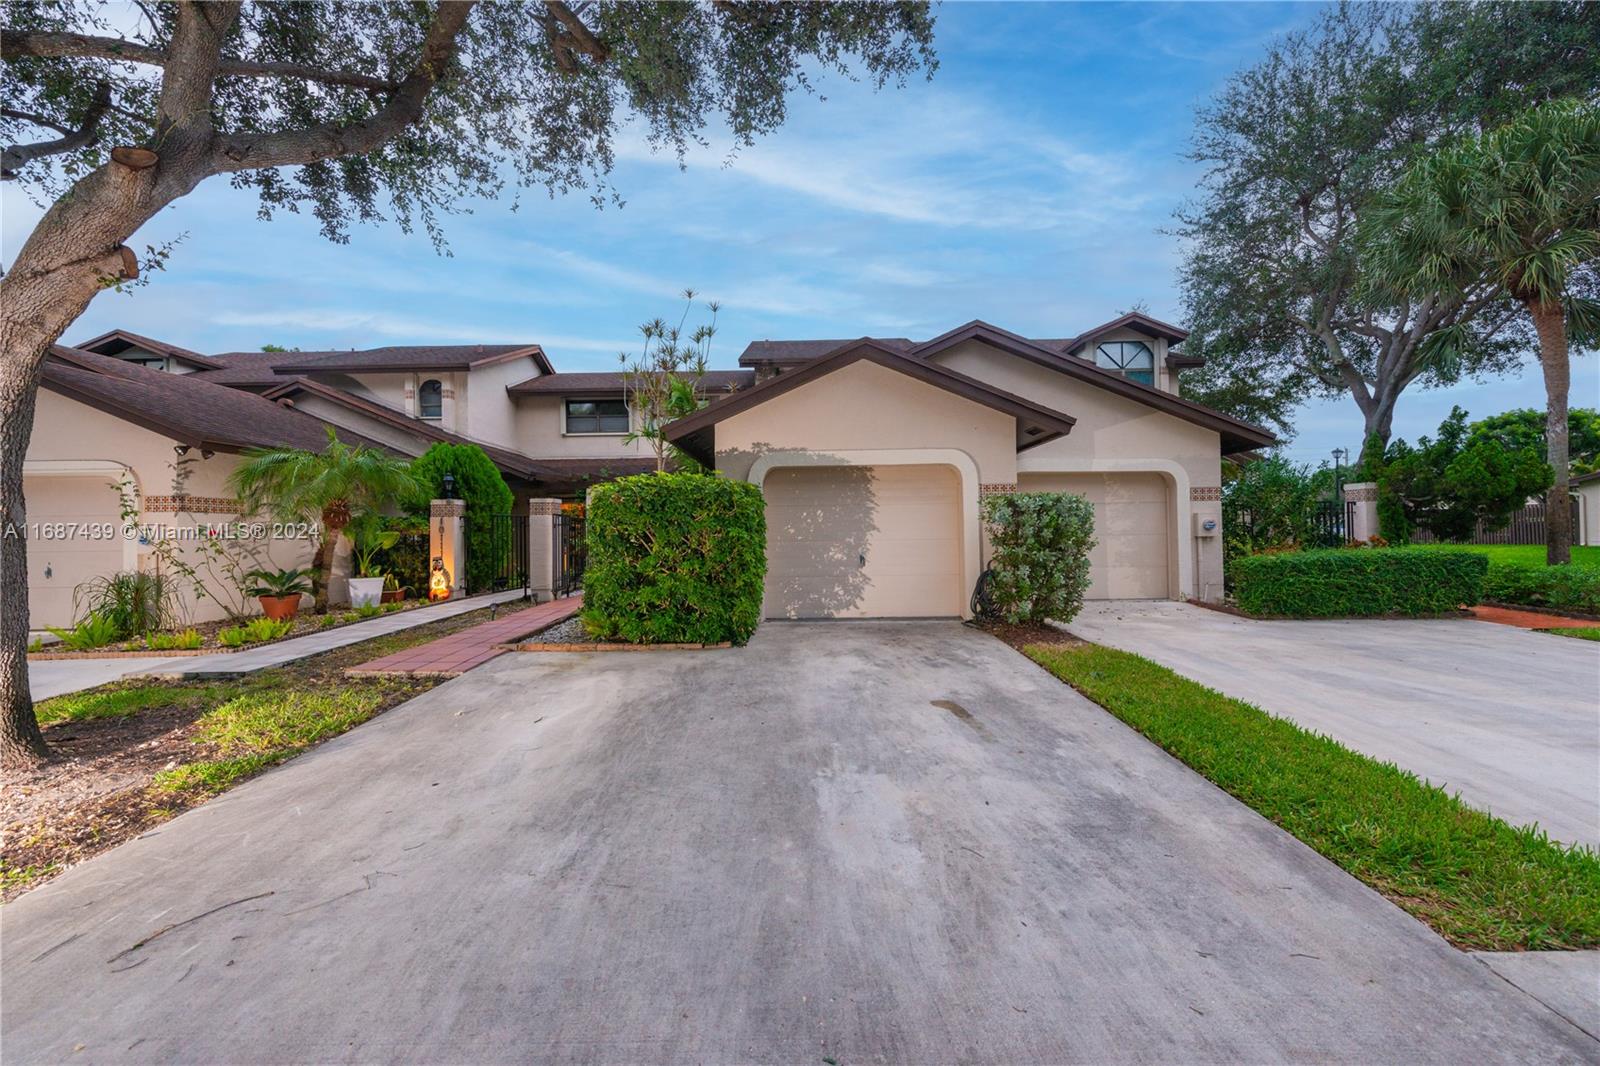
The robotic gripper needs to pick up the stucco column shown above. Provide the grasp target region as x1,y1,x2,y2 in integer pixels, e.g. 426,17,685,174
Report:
527,498,561,602
429,498,467,597
329,532,354,606
1190,485,1224,603
1343,482,1379,543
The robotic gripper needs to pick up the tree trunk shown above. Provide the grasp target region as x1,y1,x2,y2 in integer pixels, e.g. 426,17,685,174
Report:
0,222,150,765
1354,392,1398,472
1527,298,1572,566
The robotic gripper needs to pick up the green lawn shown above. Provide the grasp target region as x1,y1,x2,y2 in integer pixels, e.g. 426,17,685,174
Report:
1415,543,1600,569
1543,627,1600,642
1025,642,1600,952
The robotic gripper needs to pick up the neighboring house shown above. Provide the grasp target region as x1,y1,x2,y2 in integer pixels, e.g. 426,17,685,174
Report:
1574,470,1600,546
669,316,1274,618
25,312,1273,628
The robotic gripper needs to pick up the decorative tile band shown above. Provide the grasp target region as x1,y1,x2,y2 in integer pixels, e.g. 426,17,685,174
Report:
143,495,245,514
979,483,1018,498
429,500,466,518
1190,486,1222,502
527,500,563,516
1344,485,1378,502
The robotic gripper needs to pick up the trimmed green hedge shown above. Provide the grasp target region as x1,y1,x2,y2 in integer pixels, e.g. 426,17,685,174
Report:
582,473,767,644
1233,547,1486,618
1483,561,1600,616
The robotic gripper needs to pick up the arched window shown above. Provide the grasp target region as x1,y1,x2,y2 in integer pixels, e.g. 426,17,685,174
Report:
1094,341,1155,386
419,379,443,419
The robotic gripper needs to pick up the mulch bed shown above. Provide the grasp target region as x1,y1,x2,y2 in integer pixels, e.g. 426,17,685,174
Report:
28,599,432,660
967,617,1085,653
2,606,499,902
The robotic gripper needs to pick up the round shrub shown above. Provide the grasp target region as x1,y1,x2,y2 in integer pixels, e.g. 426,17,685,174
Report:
406,442,514,593
1232,547,1487,618
980,491,1097,625
582,473,767,644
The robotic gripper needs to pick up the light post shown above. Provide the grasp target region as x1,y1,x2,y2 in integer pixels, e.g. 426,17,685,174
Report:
1331,447,1347,494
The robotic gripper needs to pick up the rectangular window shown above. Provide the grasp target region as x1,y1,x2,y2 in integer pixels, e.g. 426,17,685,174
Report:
565,398,629,434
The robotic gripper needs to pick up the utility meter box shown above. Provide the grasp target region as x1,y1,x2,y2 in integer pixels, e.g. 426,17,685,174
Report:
1193,513,1220,538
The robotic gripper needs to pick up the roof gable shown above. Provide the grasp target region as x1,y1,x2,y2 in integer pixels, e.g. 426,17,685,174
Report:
909,321,1272,453
73,329,216,369
1061,311,1189,354
664,339,1076,466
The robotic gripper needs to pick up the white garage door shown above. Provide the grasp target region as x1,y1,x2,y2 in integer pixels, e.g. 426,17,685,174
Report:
1018,473,1172,599
24,475,127,629
764,464,962,619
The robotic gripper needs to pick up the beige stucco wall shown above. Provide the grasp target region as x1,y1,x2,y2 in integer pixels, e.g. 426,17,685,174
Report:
24,390,317,629
509,394,651,459
929,340,1224,601
711,359,1019,618
462,357,541,449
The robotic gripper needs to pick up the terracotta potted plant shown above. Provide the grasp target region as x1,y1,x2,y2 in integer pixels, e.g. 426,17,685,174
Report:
380,572,408,603
244,567,313,620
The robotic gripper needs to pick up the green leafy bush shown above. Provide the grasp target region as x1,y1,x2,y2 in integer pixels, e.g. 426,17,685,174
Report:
146,628,204,651
1482,561,1600,615
218,617,294,647
47,613,122,650
406,442,514,593
582,472,766,644
1233,548,1486,617
980,492,1097,624
73,570,178,637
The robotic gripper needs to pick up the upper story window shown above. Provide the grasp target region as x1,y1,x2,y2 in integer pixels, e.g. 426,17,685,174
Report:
565,398,629,434
1094,341,1155,386
419,378,443,419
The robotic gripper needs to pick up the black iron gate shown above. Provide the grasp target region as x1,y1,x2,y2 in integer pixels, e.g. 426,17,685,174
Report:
553,512,586,597
461,512,529,594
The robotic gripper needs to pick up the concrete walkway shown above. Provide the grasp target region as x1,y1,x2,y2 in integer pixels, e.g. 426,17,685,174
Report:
28,655,183,701
348,596,580,677
130,589,529,680
1063,601,1600,849
1,622,1591,1062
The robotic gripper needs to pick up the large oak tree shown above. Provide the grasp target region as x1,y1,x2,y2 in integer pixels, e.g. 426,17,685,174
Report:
0,0,936,763
1175,1,1598,458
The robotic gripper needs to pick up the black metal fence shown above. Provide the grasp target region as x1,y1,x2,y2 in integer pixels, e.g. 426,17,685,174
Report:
1410,498,1579,546
461,512,529,594
1233,498,1352,550
553,512,586,597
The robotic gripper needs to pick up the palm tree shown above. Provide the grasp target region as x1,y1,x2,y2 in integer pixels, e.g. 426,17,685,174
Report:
1361,99,1600,564
228,429,419,609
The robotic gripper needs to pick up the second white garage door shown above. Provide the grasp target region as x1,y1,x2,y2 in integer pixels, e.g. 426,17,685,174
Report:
764,464,962,619
1017,472,1172,599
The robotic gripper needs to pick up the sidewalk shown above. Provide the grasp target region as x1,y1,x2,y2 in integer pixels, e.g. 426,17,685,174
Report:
131,589,530,682
347,596,581,677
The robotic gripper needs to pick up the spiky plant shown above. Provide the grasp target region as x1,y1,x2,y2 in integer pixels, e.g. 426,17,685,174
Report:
1361,98,1600,564
227,429,419,609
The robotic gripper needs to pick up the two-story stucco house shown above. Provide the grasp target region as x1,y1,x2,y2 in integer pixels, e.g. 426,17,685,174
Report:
23,313,1273,628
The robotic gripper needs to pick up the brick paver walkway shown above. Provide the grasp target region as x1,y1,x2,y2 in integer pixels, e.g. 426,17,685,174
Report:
1468,605,1598,630
347,596,582,677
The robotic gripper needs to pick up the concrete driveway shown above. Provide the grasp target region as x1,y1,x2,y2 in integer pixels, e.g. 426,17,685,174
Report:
1065,601,1600,849
2,622,1592,1063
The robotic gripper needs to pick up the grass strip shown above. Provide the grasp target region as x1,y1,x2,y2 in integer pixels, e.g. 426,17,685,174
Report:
1024,642,1600,951
1540,626,1600,642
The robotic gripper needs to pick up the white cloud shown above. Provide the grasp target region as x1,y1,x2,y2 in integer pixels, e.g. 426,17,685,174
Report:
209,308,630,353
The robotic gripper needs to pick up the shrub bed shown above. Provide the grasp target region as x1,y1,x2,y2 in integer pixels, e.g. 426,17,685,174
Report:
979,491,1096,625
582,473,766,644
1482,561,1600,617
1232,547,1486,617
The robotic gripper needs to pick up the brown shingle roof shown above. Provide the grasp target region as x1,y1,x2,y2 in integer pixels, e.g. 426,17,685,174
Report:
208,344,555,376
738,338,913,366
507,370,755,395
72,329,216,369
42,347,383,454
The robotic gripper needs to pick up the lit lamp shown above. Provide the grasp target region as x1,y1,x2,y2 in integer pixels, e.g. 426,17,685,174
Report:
429,555,452,601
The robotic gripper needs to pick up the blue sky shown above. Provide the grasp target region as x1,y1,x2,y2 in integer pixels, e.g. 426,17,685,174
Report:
3,1,1593,466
